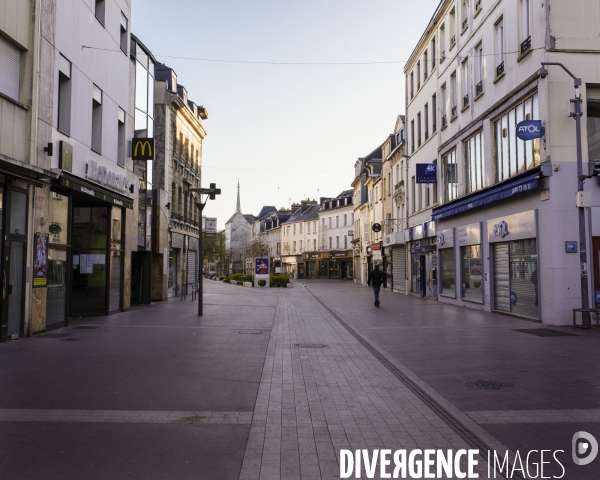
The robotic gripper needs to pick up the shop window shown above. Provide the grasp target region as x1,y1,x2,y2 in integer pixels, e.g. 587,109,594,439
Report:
465,130,485,193
439,248,456,297
91,85,103,153
10,191,27,235
109,207,122,312
47,248,67,326
58,55,72,135
461,245,483,302
494,93,540,182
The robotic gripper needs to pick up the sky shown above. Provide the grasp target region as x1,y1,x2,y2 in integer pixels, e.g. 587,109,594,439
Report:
133,0,440,228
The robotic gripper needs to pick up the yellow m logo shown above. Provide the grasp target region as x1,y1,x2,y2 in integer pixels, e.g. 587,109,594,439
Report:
132,138,154,160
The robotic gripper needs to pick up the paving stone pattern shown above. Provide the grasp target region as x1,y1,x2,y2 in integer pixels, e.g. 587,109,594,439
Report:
239,286,491,480
466,409,600,424
0,409,253,425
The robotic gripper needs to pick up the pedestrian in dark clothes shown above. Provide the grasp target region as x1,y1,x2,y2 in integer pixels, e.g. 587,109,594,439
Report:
368,265,385,307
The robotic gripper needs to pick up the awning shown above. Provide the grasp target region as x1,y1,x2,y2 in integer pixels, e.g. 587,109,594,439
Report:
0,155,58,186
59,172,134,209
432,171,540,221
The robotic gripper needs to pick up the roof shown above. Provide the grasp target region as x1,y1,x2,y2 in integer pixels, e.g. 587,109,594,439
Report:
243,214,255,223
299,204,321,221
256,206,277,220
225,211,254,225
338,189,353,198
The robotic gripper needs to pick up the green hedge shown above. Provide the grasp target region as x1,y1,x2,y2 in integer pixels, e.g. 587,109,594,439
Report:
270,274,289,287
226,273,254,283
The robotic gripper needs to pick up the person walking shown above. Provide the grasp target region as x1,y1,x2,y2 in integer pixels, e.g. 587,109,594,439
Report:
367,264,385,307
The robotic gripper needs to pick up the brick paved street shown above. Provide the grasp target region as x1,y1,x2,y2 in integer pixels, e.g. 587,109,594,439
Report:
1,279,599,479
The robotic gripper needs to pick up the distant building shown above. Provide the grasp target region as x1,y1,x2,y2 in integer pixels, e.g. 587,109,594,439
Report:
225,182,254,274
281,200,319,279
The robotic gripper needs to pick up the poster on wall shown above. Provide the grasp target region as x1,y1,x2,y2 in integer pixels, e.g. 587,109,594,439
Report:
33,233,49,288
255,257,269,277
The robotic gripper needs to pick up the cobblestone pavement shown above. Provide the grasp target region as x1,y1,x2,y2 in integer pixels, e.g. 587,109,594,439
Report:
239,285,503,480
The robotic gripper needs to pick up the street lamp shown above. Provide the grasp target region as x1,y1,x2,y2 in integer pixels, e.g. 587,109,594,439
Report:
538,62,591,328
190,183,221,316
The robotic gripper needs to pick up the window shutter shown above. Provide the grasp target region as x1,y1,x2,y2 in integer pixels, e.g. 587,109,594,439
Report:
0,36,20,100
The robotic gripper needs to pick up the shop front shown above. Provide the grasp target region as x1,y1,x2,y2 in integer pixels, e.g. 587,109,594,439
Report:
327,251,353,279
383,231,406,292
58,174,132,317
408,223,437,298
303,252,320,279
437,228,456,299
457,222,483,304
489,210,539,320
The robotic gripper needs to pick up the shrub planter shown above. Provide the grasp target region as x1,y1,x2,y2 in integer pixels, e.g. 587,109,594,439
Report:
243,281,253,287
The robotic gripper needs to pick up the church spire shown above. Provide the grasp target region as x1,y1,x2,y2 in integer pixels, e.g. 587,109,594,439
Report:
235,179,241,213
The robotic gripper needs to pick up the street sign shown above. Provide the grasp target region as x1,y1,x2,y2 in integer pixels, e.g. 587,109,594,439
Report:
516,120,543,141
416,164,437,183
205,217,217,234
372,223,382,233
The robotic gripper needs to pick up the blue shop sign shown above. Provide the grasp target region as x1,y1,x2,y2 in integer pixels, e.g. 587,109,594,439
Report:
516,120,543,140
416,164,437,183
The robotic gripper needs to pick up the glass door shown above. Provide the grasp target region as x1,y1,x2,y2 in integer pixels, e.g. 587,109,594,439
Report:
7,241,24,337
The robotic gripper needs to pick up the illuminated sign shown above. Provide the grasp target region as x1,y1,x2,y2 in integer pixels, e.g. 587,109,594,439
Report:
132,138,154,160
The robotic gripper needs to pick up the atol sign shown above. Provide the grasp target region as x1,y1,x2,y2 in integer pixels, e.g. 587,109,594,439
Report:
416,163,437,183
132,138,154,160
516,120,543,141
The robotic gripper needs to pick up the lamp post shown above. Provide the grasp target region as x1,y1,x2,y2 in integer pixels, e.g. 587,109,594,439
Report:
190,183,221,316
538,62,591,328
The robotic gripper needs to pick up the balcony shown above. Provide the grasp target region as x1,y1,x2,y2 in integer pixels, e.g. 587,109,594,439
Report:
520,35,531,55
462,18,468,31
463,94,469,108
450,35,456,48
496,61,505,77
475,0,481,12
442,115,447,128
451,106,457,118
476,80,483,95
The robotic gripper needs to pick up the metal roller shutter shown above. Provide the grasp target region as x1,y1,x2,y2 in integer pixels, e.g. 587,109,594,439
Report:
509,239,538,319
0,36,20,100
493,243,510,312
187,250,197,285
392,246,406,292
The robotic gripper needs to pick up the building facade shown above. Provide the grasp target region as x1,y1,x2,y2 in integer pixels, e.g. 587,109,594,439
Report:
281,200,319,279
225,182,254,274
408,0,600,325
154,64,206,298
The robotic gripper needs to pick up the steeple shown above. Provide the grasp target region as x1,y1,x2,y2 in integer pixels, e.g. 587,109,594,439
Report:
235,179,241,213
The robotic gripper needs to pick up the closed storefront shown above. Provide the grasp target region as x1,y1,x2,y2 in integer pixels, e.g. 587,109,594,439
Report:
437,228,456,298
187,250,196,285
490,210,539,320
383,231,407,293
458,222,483,303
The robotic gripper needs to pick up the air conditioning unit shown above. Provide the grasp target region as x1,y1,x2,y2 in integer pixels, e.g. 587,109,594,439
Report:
52,192,62,200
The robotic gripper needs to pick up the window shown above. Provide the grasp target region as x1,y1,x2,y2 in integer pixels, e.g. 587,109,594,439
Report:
0,36,21,101
307,223,310,234
411,176,416,213
462,59,469,109
299,223,302,234
496,19,505,76
451,72,457,118
322,218,325,225
465,130,484,193
418,183,422,211
300,240,303,252
411,120,415,153
587,87,600,162
424,51,428,79
475,44,483,96
344,236,347,248
329,237,332,249
293,224,296,234
314,221,317,232
424,182,430,208
432,94,437,132
118,108,125,166
432,37,436,69
91,84,103,153
343,214,347,226
95,0,105,25
57,55,72,134
417,113,421,147
495,93,540,182
441,84,447,126
520,0,531,53
461,0,469,31
335,215,339,227
120,12,128,53
417,61,421,90
410,72,414,99
443,149,458,202
328,217,332,229
336,236,340,249
293,241,296,252
424,104,429,140
350,213,354,224
439,247,456,298
313,239,316,250
440,24,446,59
449,8,456,47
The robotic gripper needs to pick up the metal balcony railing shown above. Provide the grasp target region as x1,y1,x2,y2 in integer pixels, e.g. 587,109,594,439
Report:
451,106,457,117
496,61,505,77
476,80,483,95
520,35,531,54
450,35,456,47
463,94,469,108
462,18,468,30
442,115,447,128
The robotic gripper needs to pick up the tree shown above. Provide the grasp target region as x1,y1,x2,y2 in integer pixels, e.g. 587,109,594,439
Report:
202,230,226,274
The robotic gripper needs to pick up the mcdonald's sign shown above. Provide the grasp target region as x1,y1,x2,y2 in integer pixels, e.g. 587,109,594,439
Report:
132,138,154,160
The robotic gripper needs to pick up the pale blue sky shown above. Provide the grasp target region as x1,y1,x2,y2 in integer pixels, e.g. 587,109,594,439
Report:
133,0,439,226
